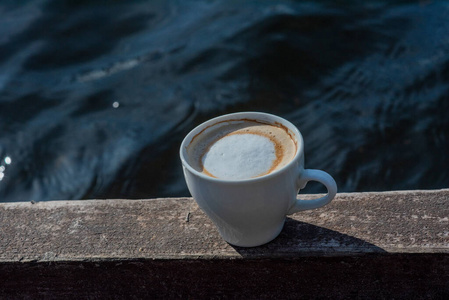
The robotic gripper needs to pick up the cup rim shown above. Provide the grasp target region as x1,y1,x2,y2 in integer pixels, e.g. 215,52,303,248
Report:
179,111,304,183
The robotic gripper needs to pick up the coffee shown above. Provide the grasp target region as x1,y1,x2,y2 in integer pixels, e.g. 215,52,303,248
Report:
186,119,297,180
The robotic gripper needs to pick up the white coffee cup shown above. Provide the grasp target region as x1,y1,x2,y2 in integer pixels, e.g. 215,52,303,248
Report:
180,112,337,247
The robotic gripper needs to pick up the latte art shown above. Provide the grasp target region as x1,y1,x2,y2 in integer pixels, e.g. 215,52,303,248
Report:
186,119,297,180
202,133,277,179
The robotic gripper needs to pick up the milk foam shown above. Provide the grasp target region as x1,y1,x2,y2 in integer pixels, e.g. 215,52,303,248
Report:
202,133,276,180
186,120,296,180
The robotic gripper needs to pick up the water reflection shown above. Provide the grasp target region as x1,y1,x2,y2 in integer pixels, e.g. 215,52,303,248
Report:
0,156,11,182
0,0,448,202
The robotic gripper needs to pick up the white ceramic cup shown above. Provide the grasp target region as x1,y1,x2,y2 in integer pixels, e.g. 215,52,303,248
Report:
180,112,337,247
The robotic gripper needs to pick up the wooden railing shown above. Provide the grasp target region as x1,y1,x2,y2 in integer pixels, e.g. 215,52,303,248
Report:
1,189,448,298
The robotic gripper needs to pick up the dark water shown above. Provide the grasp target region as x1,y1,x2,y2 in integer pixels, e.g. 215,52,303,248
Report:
1,0,448,202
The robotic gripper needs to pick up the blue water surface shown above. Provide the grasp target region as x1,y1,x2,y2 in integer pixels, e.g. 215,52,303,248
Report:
0,0,448,202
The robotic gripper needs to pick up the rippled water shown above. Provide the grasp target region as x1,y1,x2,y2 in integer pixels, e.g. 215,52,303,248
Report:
1,0,448,202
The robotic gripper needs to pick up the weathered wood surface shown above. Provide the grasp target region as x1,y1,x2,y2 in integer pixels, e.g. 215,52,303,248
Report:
0,190,448,299
1,189,448,262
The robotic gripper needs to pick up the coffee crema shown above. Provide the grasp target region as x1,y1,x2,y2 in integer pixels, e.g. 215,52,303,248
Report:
186,119,297,180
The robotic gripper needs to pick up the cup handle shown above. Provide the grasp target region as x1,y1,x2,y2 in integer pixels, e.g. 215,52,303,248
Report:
287,169,337,215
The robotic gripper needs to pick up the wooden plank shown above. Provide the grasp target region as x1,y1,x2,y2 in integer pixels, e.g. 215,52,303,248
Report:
0,255,448,299
1,189,448,262
0,190,448,299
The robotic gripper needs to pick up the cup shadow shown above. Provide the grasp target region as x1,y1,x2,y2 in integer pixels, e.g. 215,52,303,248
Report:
231,217,386,257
